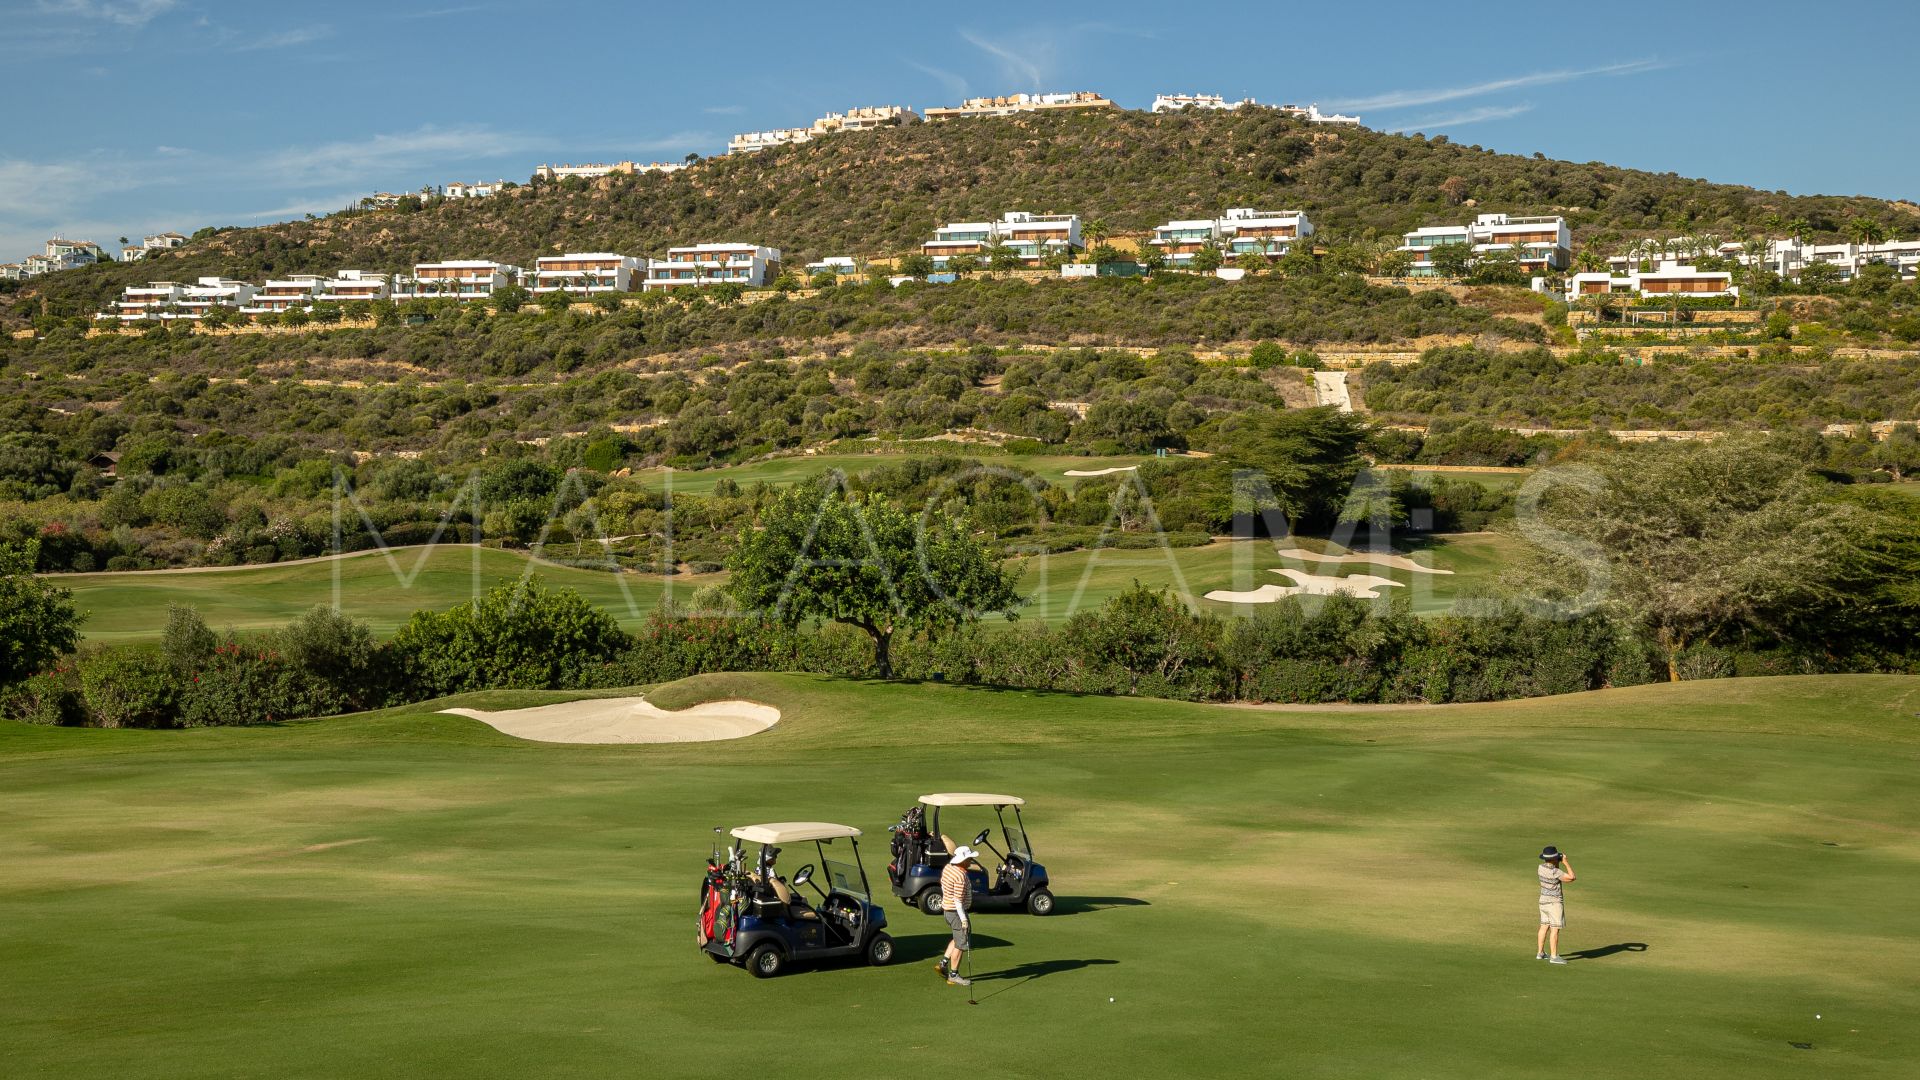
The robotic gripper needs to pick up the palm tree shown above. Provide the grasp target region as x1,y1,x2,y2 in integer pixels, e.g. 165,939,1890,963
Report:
1844,217,1886,250
1573,247,1607,274
1083,218,1109,253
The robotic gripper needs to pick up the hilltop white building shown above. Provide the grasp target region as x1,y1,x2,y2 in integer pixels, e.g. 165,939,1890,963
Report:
532,161,686,182
727,106,919,154
1152,93,1259,112
643,243,782,290
443,179,506,198
924,92,1114,119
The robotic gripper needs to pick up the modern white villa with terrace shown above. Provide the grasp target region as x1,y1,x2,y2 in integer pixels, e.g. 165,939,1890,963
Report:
528,253,648,294
1399,213,1571,276
923,212,1082,268
643,244,782,290
1149,208,1314,266
392,260,525,300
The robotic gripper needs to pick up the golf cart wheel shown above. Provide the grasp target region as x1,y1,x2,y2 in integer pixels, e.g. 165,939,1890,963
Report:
866,932,895,967
917,888,944,915
1026,889,1055,916
747,945,785,979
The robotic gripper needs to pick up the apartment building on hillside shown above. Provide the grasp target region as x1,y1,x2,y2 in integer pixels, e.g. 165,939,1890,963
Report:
1152,93,1258,112
805,256,859,277
728,105,920,153
0,264,25,281
1566,262,1738,302
241,275,326,313
1148,208,1315,266
922,212,1082,268
97,277,258,322
528,253,647,294
393,260,524,300
123,232,188,261
314,270,390,303
643,243,781,290
1398,213,1570,276
443,180,505,198
924,92,1113,119
532,161,686,182
1762,236,1920,282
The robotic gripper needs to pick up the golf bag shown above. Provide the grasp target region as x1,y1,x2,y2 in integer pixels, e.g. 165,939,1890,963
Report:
698,862,725,945
887,805,930,887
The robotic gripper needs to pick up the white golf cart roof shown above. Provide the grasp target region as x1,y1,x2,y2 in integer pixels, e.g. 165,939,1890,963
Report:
730,822,862,845
919,793,1026,808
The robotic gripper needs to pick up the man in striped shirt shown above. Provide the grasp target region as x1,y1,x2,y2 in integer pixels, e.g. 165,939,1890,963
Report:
1537,846,1576,964
937,845,980,986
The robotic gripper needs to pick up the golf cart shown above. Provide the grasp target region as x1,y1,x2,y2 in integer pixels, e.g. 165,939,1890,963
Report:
887,793,1053,916
698,822,894,978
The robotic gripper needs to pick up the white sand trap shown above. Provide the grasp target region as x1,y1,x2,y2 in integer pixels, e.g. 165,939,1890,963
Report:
1204,568,1404,604
442,697,779,744
1063,465,1140,477
1271,547,1453,575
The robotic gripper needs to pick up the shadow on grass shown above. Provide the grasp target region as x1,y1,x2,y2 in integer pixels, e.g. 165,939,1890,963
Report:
1050,896,1151,917
970,958,1120,1001
1566,942,1648,961
887,932,1014,965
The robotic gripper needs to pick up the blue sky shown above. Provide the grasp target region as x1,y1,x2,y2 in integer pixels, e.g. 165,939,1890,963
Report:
6,0,1918,263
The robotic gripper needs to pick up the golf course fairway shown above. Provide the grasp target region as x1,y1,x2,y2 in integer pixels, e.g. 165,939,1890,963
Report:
4,673,1916,1079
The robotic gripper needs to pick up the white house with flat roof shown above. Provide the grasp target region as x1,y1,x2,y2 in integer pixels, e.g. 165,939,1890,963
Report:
643,244,781,290
1152,93,1259,112
1566,261,1738,302
728,106,919,154
443,179,505,198
1399,213,1569,276
1762,236,1920,282
924,92,1113,119
923,212,1081,268
1149,208,1314,266
394,260,524,300
314,270,390,303
529,253,646,294
532,161,686,182
99,277,255,322
242,274,327,313
804,256,859,277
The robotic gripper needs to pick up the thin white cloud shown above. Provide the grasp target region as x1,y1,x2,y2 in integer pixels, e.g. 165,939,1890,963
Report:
34,0,178,27
154,145,192,156
1329,59,1667,113
396,3,496,17
260,125,538,185
959,29,1049,89
908,60,969,101
703,105,748,116
1386,103,1536,133
234,24,333,51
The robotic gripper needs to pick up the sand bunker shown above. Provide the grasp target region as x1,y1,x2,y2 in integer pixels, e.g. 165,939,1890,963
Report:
442,697,779,744
1204,568,1404,604
1063,465,1140,477
1271,547,1453,575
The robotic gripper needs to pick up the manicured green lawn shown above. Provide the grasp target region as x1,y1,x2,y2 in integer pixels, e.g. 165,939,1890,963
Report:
2,673,1916,1078
60,546,718,642
1016,533,1517,621
58,532,1515,641
632,451,1154,494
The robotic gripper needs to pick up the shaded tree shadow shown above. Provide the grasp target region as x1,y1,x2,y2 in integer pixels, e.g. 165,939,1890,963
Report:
1051,896,1151,917
1566,942,1648,961
971,958,1119,1001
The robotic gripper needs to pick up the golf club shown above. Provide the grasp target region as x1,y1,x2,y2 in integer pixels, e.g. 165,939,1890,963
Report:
967,942,977,1005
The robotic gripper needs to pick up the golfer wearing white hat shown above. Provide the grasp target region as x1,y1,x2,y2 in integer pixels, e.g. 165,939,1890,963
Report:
1536,846,1576,964
938,845,980,986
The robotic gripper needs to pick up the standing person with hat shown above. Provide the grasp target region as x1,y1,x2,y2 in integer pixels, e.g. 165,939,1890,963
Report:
937,845,980,986
1536,846,1576,964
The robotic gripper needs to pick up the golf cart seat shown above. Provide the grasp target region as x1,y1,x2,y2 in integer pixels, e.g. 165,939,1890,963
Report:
939,833,957,855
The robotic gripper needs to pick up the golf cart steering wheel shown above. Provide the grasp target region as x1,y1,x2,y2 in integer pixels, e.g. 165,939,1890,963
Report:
973,829,991,846
792,863,826,900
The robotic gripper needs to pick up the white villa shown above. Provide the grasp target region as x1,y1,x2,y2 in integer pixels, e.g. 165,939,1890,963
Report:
1149,208,1314,266
643,243,782,290
393,260,524,300
443,180,505,198
97,277,256,322
804,256,859,277
1762,236,1920,283
314,270,390,303
528,253,647,294
242,275,326,314
1399,213,1571,276
532,161,686,182
1566,262,1739,302
923,212,1082,268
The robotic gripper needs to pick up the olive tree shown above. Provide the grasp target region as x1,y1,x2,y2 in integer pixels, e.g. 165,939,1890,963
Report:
728,483,1021,677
